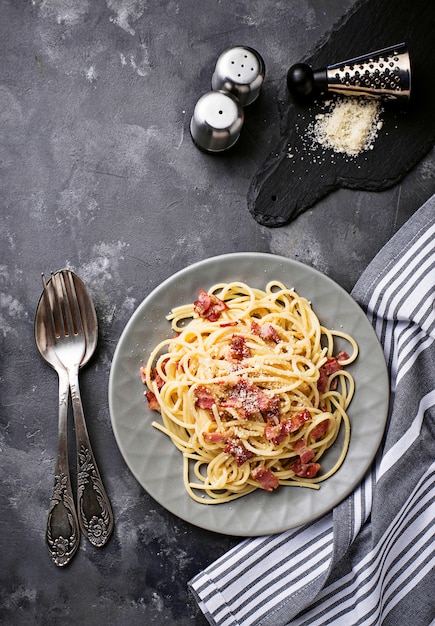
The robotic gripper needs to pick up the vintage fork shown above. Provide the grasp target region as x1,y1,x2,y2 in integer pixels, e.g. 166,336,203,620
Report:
36,277,80,566
46,270,114,547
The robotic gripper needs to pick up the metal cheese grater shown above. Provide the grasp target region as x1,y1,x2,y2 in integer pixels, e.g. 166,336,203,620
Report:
287,43,411,103
324,43,410,100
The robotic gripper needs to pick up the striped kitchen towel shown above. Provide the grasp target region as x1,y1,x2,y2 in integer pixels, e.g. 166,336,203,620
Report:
189,194,435,626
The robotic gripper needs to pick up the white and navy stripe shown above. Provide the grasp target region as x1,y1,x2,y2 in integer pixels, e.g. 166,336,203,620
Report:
189,195,435,626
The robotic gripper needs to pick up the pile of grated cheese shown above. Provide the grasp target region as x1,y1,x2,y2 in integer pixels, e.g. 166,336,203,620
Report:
310,97,383,157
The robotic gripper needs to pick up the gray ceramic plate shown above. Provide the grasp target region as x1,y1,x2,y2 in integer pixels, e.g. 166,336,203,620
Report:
108,253,389,536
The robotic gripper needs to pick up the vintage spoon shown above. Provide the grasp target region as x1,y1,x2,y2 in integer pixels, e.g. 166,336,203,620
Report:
35,279,80,567
45,270,114,548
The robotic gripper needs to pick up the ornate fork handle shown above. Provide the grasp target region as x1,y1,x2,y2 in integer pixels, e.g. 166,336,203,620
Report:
46,367,80,566
69,369,114,547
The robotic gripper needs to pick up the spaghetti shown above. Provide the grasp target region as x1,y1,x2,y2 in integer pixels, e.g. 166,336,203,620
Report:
141,281,358,504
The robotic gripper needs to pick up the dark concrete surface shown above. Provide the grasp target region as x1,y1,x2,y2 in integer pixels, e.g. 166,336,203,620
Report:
1,1,433,625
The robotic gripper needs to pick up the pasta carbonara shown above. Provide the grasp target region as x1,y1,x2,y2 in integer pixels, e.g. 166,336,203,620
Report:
141,281,358,504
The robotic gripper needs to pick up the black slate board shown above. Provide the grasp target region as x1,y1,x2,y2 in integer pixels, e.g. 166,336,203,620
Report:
248,0,435,227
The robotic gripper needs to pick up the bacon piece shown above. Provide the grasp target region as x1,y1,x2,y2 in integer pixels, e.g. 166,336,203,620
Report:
336,351,349,362
142,365,166,411
310,419,330,441
229,334,251,360
290,461,321,478
260,322,281,343
317,356,343,392
251,320,280,343
152,368,166,390
223,439,254,466
251,320,261,335
194,386,215,409
317,368,329,394
252,466,279,491
203,431,228,443
284,409,312,433
145,390,160,412
264,409,312,445
220,378,271,419
194,289,228,322
141,365,166,389
323,357,343,375
263,394,281,421
293,439,315,464
193,289,211,314
264,422,287,445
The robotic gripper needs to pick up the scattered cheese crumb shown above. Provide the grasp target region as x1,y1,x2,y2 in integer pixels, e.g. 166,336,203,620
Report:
85,66,98,83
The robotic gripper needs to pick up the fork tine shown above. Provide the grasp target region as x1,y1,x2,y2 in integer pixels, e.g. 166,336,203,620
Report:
63,270,84,337
59,271,73,337
50,272,68,339
41,273,52,328
55,270,80,339
41,274,57,345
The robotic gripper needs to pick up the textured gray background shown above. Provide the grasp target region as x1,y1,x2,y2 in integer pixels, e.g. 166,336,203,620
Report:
1,1,434,624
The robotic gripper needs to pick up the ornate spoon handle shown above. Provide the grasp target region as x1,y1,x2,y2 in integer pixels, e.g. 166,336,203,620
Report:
69,368,114,547
46,367,80,566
